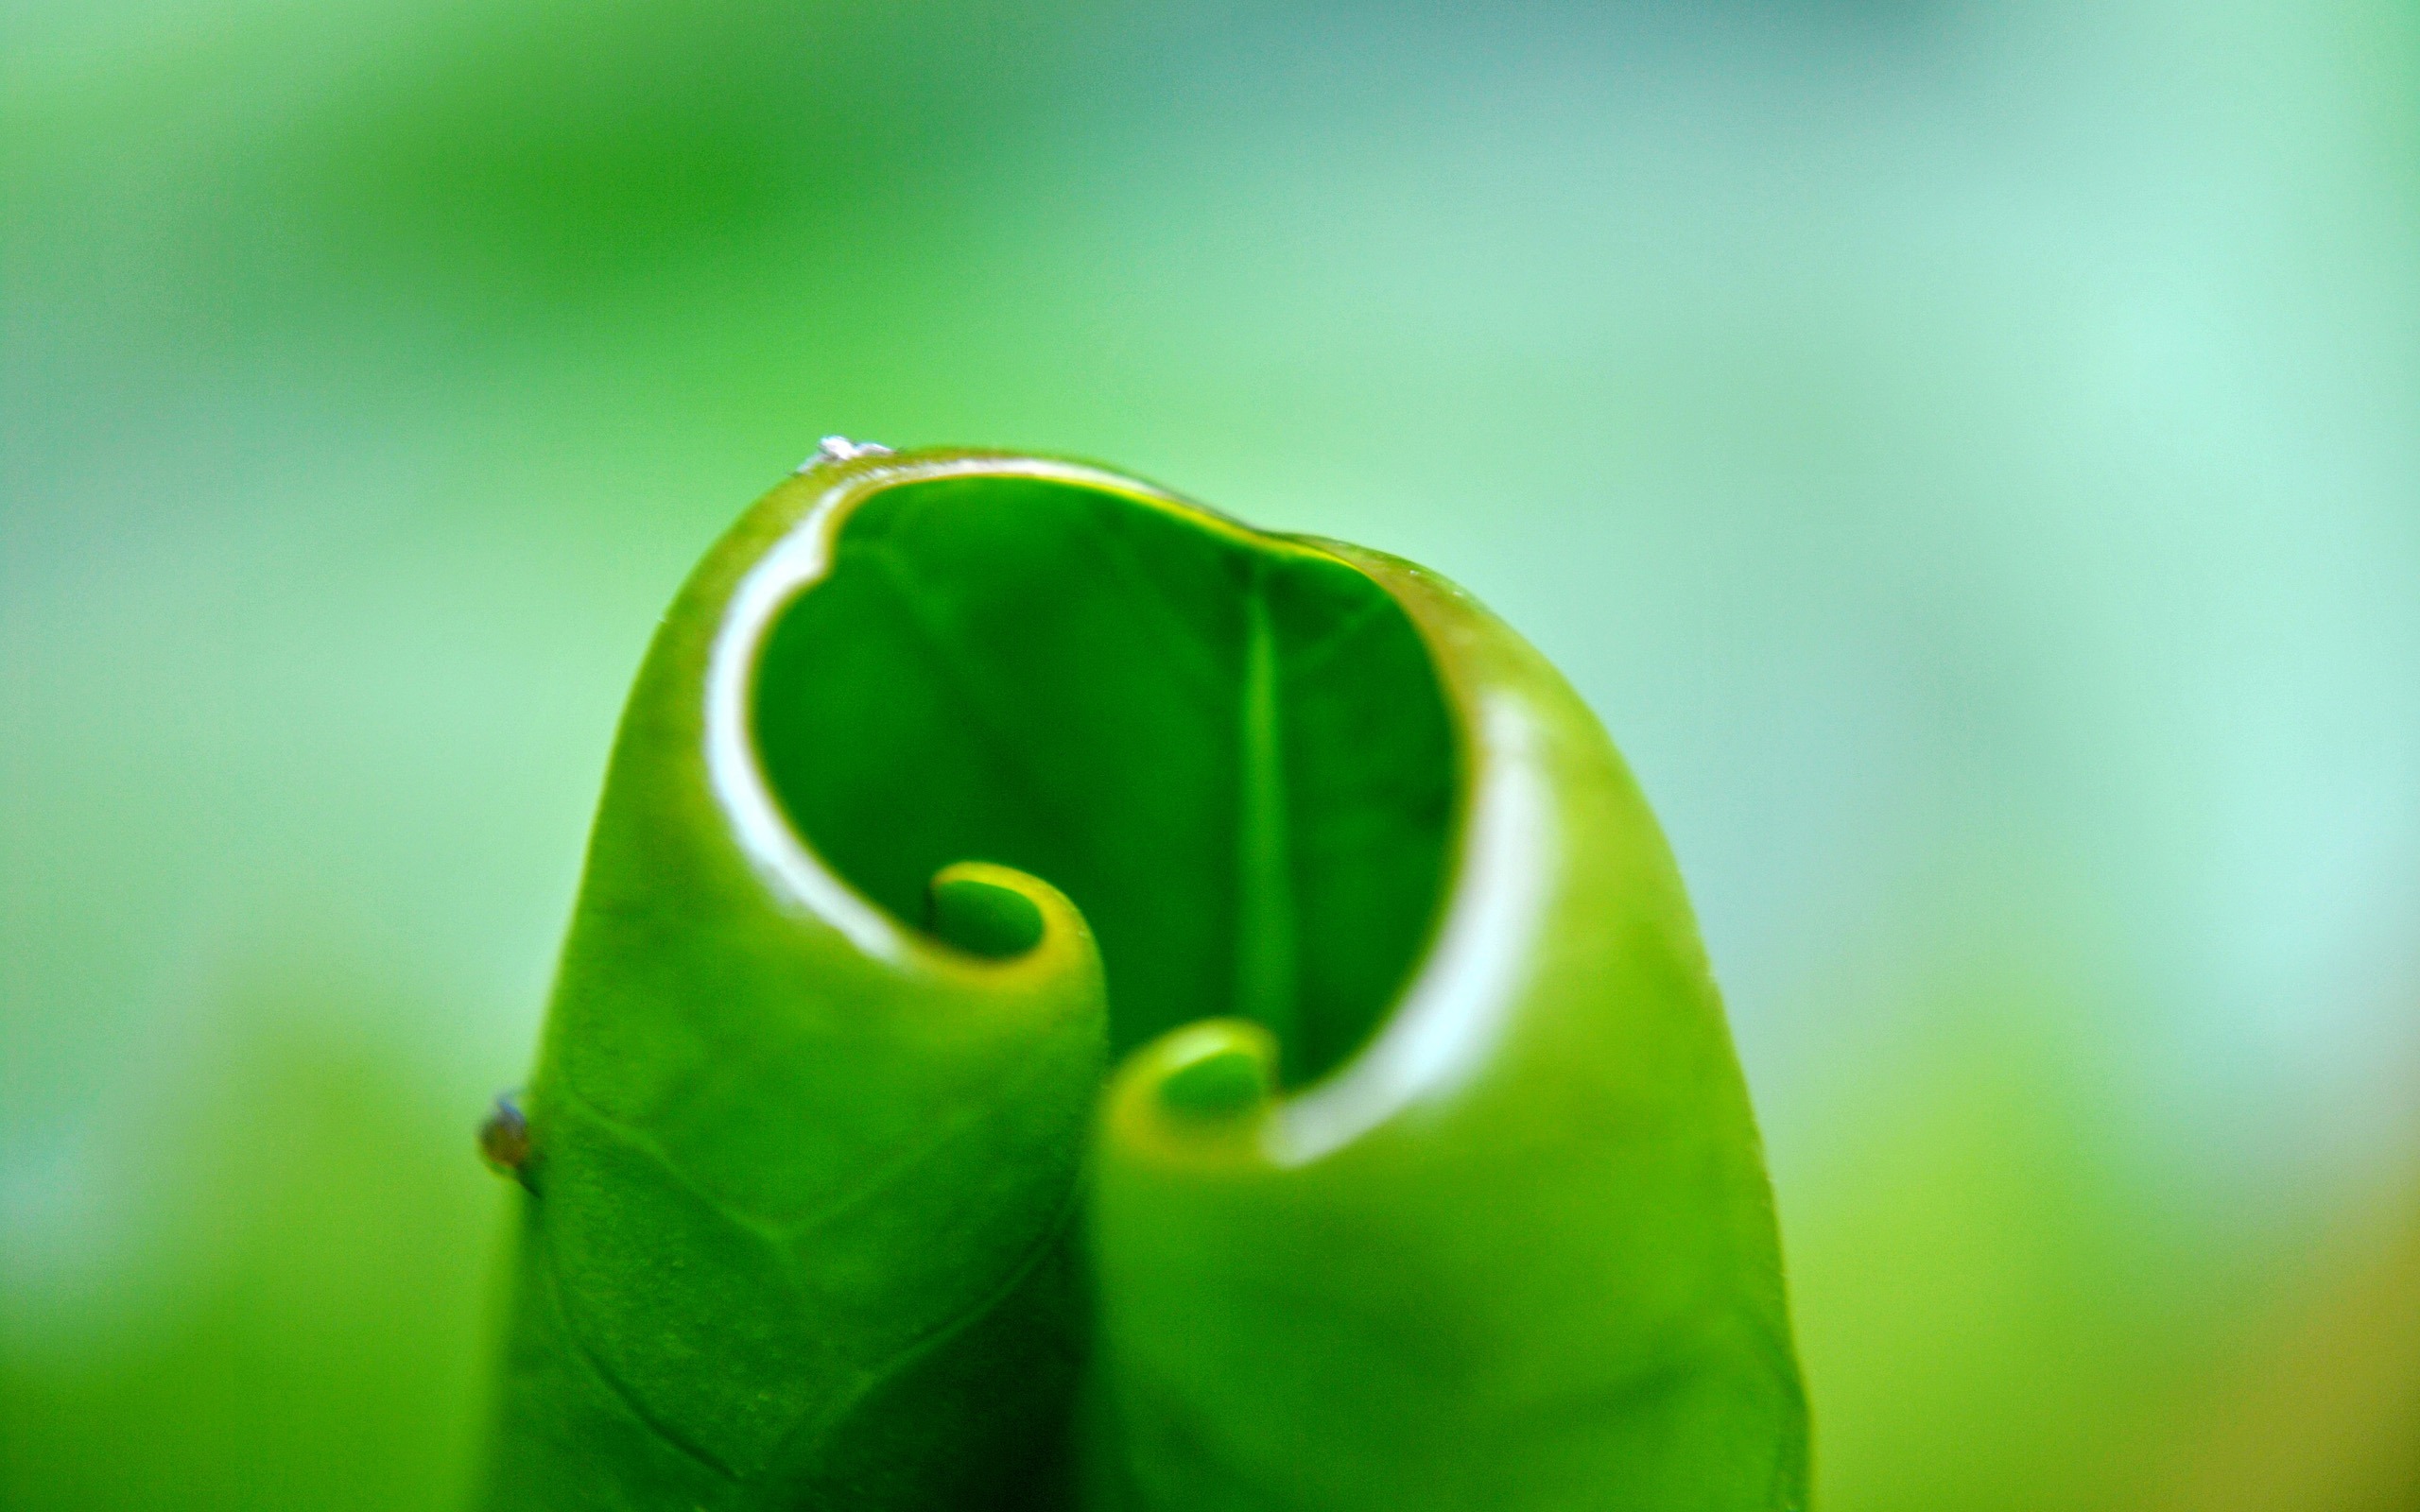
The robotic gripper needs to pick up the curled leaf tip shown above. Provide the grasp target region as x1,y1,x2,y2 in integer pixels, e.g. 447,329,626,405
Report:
1161,1049,1271,1121
1152,1021,1280,1124
927,865,1047,959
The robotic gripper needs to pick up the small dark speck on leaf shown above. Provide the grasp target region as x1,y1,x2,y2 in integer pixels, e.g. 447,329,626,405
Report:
480,1091,533,1185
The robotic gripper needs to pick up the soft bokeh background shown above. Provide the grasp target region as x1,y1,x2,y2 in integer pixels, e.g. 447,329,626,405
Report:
6,1,2417,1505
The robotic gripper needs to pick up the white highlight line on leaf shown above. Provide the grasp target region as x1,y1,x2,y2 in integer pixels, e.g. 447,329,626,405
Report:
704,451,1188,967
1267,693,1552,1165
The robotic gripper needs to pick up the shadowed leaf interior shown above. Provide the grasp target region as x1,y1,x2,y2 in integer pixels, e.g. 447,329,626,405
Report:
752,475,1459,1084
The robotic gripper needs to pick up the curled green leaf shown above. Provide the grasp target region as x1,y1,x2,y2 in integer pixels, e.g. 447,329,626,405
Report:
479,447,1807,1510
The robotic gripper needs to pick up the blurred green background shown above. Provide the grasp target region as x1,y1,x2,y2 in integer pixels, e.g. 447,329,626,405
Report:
5,1,2416,1506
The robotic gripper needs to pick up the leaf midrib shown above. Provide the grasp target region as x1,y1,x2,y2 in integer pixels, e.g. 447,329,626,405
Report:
1232,561,1297,1057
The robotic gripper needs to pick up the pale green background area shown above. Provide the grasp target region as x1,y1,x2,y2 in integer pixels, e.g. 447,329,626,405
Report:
4,1,2416,1507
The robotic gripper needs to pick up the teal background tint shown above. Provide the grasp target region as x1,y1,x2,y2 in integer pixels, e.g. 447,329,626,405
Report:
5,2,2416,1506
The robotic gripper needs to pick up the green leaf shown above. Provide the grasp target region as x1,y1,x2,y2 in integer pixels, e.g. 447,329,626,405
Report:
478,448,1807,1510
